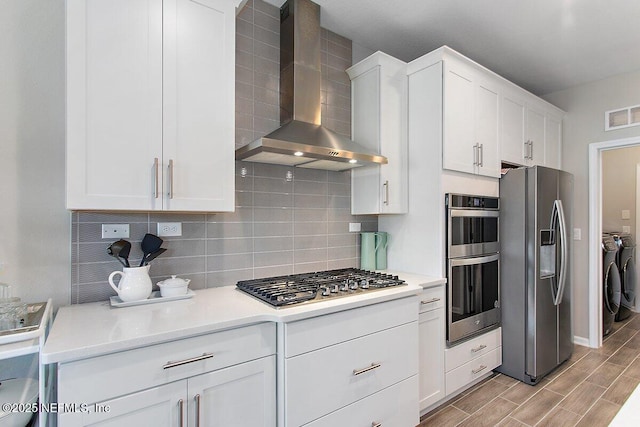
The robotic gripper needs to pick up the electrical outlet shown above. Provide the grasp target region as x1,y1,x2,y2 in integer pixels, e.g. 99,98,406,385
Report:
102,224,130,239
573,228,581,241
349,223,361,232
157,222,182,237
622,209,631,220
623,225,631,233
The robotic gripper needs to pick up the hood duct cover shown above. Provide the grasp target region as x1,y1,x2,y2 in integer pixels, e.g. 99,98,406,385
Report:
235,0,387,171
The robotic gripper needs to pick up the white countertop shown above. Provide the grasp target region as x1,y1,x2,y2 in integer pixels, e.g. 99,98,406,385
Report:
42,272,445,364
610,382,640,426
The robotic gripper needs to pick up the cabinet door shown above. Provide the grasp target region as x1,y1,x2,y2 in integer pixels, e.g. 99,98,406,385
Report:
187,356,276,427
545,113,562,169
351,67,383,215
162,0,235,212
500,92,527,166
379,68,408,213
443,63,476,175
475,80,500,178
419,308,445,411
526,106,545,166
58,380,185,427
66,0,163,210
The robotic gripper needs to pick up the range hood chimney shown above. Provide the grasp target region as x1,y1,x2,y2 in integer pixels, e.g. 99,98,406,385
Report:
235,0,387,171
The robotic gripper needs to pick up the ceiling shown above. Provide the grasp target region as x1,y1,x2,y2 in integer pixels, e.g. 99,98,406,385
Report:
263,0,640,96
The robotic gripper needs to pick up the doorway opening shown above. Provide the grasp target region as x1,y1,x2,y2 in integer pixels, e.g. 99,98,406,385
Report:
589,136,640,348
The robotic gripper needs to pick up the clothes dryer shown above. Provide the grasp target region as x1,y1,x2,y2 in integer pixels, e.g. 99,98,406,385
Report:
603,235,621,336
615,233,636,321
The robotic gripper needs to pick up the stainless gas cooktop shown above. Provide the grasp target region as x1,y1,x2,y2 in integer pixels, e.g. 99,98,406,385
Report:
235,268,406,308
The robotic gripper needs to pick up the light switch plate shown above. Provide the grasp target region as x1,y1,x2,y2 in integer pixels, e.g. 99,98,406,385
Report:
573,228,581,241
102,224,130,239
349,223,361,232
622,209,631,220
623,225,631,233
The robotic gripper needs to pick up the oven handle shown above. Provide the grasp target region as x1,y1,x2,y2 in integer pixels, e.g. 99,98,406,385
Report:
448,209,500,218
449,253,500,267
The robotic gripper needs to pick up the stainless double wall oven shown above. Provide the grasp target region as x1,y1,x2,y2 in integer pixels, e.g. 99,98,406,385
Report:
446,193,500,344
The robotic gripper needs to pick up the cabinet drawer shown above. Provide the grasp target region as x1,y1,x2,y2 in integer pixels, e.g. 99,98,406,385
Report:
58,323,275,404
445,346,502,395
304,375,419,427
286,321,418,427
445,327,501,372
285,296,417,357
418,285,445,313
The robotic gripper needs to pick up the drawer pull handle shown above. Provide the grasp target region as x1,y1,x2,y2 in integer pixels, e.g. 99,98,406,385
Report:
178,399,184,427
472,365,488,375
471,344,487,353
421,297,441,304
163,352,214,369
353,363,381,376
372,422,382,427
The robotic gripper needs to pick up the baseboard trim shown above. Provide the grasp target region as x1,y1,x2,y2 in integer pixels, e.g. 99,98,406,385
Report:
573,335,591,347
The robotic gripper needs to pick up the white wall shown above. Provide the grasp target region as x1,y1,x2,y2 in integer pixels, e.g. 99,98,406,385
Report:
544,69,640,342
602,146,640,235
0,0,70,307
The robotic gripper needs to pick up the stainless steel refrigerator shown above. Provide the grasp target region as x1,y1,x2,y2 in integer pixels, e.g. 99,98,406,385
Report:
496,165,573,385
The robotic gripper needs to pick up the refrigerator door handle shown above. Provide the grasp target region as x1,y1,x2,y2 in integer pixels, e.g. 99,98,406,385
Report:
552,199,568,306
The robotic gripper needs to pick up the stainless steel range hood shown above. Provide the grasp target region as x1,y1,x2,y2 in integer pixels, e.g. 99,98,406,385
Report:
235,0,387,171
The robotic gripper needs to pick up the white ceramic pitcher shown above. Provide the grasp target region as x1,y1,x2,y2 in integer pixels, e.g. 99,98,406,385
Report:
108,265,152,302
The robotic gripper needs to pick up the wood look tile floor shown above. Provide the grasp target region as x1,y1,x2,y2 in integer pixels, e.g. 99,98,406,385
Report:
419,313,640,426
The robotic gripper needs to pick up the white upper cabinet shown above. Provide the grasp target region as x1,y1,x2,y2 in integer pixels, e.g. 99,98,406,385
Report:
348,52,408,214
500,88,563,168
443,58,500,178
66,0,238,211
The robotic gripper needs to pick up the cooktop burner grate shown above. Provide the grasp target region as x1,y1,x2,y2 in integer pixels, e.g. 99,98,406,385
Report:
236,268,406,307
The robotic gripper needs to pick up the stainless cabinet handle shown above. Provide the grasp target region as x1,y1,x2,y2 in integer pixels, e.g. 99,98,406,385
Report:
195,394,201,427
383,180,389,205
473,143,478,165
529,140,534,160
163,352,214,369
472,364,488,375
523,140,529,159
178,399,184,427
153,158,159,198
371,422,382,427
478,143,484,167
168,159,174,199
353,362,381,376
471,344,487,353
421,297,441,304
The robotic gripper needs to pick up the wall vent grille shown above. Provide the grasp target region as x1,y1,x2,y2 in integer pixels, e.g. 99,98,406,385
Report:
605,104,640,131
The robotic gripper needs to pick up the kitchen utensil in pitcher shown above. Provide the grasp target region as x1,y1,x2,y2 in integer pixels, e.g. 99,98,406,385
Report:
108,265,153,302
107,240,129,268
140,234,163,267
143,248,167,265
118,241,132,268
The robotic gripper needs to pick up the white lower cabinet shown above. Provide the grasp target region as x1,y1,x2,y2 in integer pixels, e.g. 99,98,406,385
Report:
56,324,276,427
418,285,445,411
444,327,502,396
282,297,419,427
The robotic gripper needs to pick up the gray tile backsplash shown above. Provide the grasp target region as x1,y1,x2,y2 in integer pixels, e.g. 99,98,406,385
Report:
70,0,377,304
